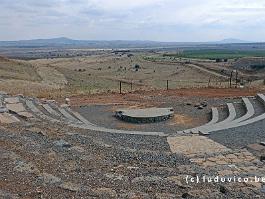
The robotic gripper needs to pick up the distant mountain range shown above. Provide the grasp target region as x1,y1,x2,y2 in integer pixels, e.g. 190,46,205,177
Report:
0,37,256,48
213,38,251,44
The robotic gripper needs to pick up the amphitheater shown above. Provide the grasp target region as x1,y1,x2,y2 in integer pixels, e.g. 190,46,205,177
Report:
1,92,265,137
1,91,265,198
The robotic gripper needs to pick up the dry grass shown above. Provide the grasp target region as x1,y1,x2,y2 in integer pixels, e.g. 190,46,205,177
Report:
28,54,226,93
0,58,40,81
1,53,263,99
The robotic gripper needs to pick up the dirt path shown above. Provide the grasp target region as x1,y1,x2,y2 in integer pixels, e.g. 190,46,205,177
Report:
187,64,229,79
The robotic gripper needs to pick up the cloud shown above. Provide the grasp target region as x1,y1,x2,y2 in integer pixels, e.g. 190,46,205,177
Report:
0,0,265,41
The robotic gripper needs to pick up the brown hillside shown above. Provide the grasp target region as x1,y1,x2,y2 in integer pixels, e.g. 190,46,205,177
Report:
0,56,41,81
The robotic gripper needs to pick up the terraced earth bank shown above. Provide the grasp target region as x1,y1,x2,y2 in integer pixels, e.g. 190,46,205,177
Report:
1,90,265,199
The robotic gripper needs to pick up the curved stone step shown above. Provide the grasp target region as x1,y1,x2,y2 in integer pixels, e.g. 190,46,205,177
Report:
42,104,61,117
70,123,166,136
196,103,236,134
4,97,20,104
57,107,82,124
230,98,255,124
194,103,236,134
25,100,60,123
59,107,166,136
45,103,84,124
200,98,255,133
217,103,236,124
205,107,219,126
23,97,167,136
6,102,33,119
6,103,26,113
249,97,265,117
257,93,265,106
0,113,20,124
181,96,258,135
200,94,265,134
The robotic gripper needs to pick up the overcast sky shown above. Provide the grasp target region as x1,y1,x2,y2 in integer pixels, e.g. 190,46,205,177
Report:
0,0,265,42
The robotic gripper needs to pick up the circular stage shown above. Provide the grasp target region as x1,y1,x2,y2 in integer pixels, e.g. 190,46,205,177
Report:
115,107,174,123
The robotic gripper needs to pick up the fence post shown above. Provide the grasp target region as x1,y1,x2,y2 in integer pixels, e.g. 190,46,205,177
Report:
230,71,233,88
235,70,238,88
167,80,169,90
119,81,122,94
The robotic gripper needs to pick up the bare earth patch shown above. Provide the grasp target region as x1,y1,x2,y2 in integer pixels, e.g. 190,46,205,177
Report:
169,114,194,126
116,122,140,130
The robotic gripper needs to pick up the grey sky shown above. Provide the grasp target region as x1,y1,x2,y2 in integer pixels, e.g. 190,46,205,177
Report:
0,0,265,41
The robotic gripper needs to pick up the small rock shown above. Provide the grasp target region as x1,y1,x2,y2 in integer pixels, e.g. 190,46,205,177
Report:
0,107,8,113
127,166,139,170
260,155,265,162
53,139,71,148
201,101,208,107
219,185,229,194
14,161,40,175
225,154,238,159
92,188,117,198
197,105,204,110
194,103,200,108
215,160,228,165
39,173,61,184
261,184,265,193
47,151,57,161
59,182,80,192
71,146,85,153
181,193,190,198
28,127,47,136
260,142,265,147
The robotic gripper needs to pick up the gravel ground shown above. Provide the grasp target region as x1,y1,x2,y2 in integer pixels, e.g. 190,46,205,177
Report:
208,97,265,149
233,102,245,119
209,119,265,149
1,120,263,198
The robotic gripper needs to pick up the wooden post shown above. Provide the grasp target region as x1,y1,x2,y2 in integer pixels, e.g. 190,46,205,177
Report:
229,71,233,88
119,81,122,94
235,70,238,88
166,80,169,90
131,81,133,91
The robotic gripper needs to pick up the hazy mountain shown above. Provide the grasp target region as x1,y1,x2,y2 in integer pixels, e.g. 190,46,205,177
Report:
215,38,252,44
0,37,167,48
0,37,257,48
